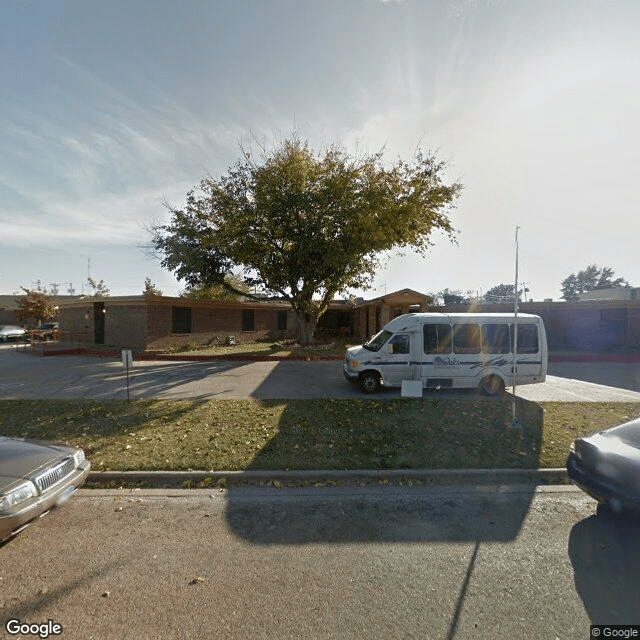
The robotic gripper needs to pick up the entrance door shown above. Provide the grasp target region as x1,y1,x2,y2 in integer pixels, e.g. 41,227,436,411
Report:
379,333,413,386
94,302,105,344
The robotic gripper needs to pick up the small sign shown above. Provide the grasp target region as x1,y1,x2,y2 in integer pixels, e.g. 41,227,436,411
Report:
121,349,133,368
401,380,422,398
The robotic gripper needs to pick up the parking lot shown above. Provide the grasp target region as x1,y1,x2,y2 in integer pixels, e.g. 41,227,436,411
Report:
1,344,640,401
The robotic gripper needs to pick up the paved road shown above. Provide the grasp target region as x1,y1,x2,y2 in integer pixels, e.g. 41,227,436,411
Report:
2,345,640,401
2,484,637,639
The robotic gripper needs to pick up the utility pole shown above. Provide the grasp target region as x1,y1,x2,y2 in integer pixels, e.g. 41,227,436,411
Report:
511,226,521,430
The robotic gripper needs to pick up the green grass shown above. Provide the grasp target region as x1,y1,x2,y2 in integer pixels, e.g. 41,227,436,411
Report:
2,399,639,472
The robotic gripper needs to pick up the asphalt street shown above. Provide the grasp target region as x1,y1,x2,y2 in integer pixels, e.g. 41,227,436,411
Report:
4,484,636,640
1,344,640,401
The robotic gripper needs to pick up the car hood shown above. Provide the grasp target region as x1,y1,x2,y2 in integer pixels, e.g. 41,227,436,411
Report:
579,433,640,489
0,436,71,480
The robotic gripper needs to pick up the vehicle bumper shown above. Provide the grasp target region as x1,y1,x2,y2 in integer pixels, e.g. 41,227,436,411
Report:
0,461,91,541
566,453,640,512
343,365,359,382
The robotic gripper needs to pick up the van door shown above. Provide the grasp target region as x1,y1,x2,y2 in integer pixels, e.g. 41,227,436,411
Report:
420,322,456,389
511,322,544,383
377,333,413,386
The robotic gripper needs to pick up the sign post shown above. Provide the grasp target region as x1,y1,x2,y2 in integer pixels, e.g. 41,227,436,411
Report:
121,349,133,401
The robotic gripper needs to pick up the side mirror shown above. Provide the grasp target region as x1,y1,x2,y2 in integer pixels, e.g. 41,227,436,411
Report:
386,344,394,354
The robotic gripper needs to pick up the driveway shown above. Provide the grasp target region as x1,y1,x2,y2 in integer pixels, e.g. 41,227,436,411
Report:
1,345,640,401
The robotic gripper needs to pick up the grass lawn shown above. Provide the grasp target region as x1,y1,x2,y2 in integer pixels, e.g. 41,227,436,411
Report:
1,399,639,472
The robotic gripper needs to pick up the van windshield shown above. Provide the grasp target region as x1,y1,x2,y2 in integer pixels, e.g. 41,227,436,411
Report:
363,330,393,352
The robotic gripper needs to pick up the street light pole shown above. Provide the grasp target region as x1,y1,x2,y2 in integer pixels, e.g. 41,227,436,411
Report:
511,226,521,429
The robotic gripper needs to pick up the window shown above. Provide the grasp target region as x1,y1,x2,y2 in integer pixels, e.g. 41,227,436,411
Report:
388,334,410,354
242,310,255,331
363,329,392,352
452,323,481,354
511,323,539,354
482,324,510,354
423,324,452,354
172,307,191,334
277,310,287,331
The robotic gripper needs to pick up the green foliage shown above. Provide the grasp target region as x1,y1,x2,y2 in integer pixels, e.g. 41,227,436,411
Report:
181,274,250,302
432,288,472,305
484,283,520,304
86,277,110,298
142,277,163,298
561,264,629,301
152,137,462,342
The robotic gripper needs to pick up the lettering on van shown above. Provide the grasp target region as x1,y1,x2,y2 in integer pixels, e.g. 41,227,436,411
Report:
434,356,463,368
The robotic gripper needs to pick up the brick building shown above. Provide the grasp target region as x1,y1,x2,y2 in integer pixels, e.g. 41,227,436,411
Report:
56,290,640,353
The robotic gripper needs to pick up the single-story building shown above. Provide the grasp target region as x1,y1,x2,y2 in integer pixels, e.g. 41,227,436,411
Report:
57,289,431,351
56,289,640,353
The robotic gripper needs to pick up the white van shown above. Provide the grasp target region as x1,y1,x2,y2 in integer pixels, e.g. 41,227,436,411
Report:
343,312,547,395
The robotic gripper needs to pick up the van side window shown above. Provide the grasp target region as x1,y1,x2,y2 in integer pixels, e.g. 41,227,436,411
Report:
389,334,410,354
423,324,452,354
452,323,481,354
511,324,539,354
481,324,510,354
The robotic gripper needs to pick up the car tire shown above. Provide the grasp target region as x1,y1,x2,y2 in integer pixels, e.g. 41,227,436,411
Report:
478,375,505,397
359,371,382,394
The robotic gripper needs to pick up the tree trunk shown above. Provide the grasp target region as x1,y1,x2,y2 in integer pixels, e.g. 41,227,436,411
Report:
296,314,319,345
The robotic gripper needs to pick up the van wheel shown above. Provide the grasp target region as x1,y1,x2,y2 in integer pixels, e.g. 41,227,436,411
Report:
360,371,381,394
478,375,505,397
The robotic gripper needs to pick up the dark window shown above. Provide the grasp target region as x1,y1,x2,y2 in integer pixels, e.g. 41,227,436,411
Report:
452,323,481,354
511,323,539,353
172,307,191,334
482,324,510,354
423,323,452,354
277,310,287,331
388,334,410,354
242,310,255,331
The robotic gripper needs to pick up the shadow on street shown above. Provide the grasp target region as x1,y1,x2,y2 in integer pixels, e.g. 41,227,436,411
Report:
569,510,640,623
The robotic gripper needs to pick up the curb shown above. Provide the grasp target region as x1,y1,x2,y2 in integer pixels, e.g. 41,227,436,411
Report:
86,467,569,488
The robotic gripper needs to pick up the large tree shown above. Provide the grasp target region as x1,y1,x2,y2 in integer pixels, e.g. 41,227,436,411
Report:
16,288,57,325
152,138,462,343
561,264,629,301
484,283,521,304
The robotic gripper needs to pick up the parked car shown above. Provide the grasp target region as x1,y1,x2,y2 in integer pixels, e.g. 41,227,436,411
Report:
0,437,91,542
28,322,60,341
0,325,26,342
567,417,640,515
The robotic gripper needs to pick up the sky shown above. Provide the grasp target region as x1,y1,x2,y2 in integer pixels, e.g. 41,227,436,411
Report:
1,0,638,302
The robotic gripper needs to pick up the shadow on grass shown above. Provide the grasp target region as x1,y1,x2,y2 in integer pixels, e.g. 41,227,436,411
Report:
569,509,640,623
225,395,544,545
0,399,199,460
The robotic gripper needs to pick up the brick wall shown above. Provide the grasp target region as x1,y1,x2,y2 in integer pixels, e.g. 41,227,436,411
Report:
105,304,148,350
59,306,93,344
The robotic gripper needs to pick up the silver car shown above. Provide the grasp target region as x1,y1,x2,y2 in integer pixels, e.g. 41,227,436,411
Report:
0,437,91,541
0,325,26,342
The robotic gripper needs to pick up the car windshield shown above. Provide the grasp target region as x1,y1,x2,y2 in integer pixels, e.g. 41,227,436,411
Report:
363,330,392,352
